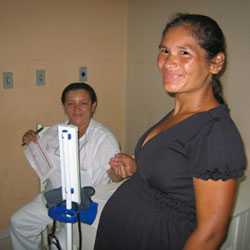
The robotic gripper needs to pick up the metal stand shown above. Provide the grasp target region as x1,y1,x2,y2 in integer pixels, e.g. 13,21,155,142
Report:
58,125,81,250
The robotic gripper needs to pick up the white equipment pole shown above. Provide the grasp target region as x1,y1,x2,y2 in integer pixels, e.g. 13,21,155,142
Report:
58,125,81,250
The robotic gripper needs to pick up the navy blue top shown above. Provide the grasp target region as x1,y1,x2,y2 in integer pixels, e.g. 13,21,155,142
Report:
95,105,246,250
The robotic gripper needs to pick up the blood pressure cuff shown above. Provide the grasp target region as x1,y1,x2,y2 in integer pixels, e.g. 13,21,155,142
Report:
44,186,95,209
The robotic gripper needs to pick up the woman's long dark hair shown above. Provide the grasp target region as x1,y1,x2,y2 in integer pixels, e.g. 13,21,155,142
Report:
162,13,227,106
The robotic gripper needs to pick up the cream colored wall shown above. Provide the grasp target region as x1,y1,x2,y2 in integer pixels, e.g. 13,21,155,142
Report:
126,0,250,168
1,0,249,234
0,0,127,230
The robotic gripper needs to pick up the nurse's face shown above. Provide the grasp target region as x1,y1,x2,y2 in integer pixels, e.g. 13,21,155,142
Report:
157,25,214,95
63,89,96,128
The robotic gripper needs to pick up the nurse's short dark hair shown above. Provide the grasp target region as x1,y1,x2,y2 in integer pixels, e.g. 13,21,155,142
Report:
61,82,97,105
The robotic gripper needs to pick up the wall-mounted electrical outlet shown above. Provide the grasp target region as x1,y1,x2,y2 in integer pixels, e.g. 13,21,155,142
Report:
3,72,14,89
36,69,46,86
79,67,87,81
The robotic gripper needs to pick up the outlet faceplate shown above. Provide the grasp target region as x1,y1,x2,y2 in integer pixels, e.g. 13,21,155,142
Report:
36,69,46,86
3,72,14,89
79,67,87,81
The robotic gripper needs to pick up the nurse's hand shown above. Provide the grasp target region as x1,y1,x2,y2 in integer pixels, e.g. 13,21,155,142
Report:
109,153,137,180
22,130,38,145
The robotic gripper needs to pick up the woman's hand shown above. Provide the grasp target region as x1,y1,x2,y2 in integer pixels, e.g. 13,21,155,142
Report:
108,153,137,181
22,130,38,145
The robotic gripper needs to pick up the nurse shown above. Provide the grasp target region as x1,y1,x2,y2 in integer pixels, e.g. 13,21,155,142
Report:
10,82,121,250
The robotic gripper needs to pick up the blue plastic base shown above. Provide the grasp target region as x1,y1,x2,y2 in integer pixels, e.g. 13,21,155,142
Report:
48,201,98,225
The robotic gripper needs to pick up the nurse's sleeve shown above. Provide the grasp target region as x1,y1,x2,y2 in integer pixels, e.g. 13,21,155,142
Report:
91,132,120,185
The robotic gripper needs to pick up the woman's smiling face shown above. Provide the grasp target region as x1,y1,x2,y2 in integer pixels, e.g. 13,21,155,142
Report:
157,25,214,95
63,89,96,128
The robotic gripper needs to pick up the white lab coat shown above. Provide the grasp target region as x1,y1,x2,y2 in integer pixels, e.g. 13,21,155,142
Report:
10,119,120,250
